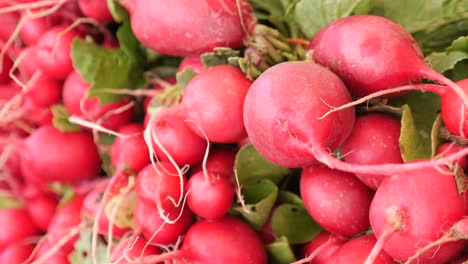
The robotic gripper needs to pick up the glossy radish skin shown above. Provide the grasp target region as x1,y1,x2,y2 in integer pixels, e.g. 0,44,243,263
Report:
340,113,403,190
310,15,465,102
178,56,204,73
186,171,234,220
369,167,466,263
329,235,394,264
179,65,252,143
301,231,346,264
36,25,81,80
122,0,256,56
63,71,134,130
20,125,101,183
25,73,62,107
149,113,207,166
300,165,373,237
435,142,468,169
111,123,150,172
0,208,39,251
441,79,468,137
0,48,13,84
26,193,58,232
0,3,18,42
111,236,161,264
244,61,355,168
0,242,35,264
20,16,61,46
78,0,114,23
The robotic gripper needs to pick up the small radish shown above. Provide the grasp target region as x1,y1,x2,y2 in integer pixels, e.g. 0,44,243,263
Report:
25,73,62,108
340,113,403,190
367,166,466,264
111,235,161,264
135,216,268,264
193,145,237,179
435,142,468,169
298,231,346,264
243,61,468,175
0,207,39,251
300,165,373,237
186,171,234,220
0,3,19,42
20,15,61,46
310,15,467,106
25,192,58,232
78,0,114,23
34,238,72,263
441,79,468,137
111,123,150,172
20,125,101,183
122,0,256,56
329,235,394,264
63,70,134,131
0,46,13,84
0,242,35,264
178,56,204,74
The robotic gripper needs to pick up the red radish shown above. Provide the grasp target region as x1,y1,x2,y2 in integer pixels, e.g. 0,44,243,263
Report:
0,134,22,179
441,79,468,137
259,213,275,244
147,112,207,166
310,15,467,106
194,145,237,178
22,98,54,126
34,239,72,263
122,0,256,56
20,16,61,46
300,231,346,264
0,207,39,251
25,193,58,232
20,125,101,183
35,25,81,80
0,242,35,264
368,166,466,264
178,56,204,73
243,61,468,175
111,123,150,172
63,71,134,131
161,65,252,143
0,3,19,42
135,162,186,212
78,0,114,23
137,216,268,264
186,171,234,220
47,197,84,254
0,47,13,84
436,142,468,169
111,235,161,264
329,235,394,264
134,198,193,245
300,165,373,237
25,73,62,107
143,77,176,112
340,113,403,190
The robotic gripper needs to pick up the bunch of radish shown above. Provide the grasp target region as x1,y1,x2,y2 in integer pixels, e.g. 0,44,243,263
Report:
0,0,467,263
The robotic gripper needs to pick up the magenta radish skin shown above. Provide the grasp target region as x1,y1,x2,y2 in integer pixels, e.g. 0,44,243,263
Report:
122,0,256,56
0,242,35,264
0,208,39,251
436,142,468,169
111,123,150,172
78,0,114,23
180,65,252,143
20,16,61,46
369,167,466,263
329,235,394,264
340,113,403,190
25,73,62,107
301,231,346,264
300,165,373,237
26,193,58,232
111,236,161,264
178,56,204,74
441,79,468,137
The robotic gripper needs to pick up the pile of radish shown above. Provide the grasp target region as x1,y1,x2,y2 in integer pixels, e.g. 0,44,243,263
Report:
1,0,467,263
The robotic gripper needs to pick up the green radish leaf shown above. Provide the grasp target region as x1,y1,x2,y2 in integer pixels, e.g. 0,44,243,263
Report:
294,0,365,38
51,104,82,132
265,237,297,264
426,36,468,73
277,191,304,206
0,194,22,210
176,68,197,90
271,203,321,244
69,230,109,264
389,91,441,162
200,47,240,69
107,0,128,22
233,179,278,230
234,144,291,185
431,114,444,157
447,59,468,81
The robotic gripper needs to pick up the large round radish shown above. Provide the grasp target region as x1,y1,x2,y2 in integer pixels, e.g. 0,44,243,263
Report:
122,0,256,56
369,166,466,263
78,0,114,23
340,113,403,189
111,123,150,172
136,216,268,264
20,125,101,183
0,207,39,251
329,235,394,264
310,15,467,105
300,165,373,237
243,61,468,175
63,71,134,131
441,79,468,137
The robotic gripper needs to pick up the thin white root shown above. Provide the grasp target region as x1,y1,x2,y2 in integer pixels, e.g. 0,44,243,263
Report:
234,169,250,214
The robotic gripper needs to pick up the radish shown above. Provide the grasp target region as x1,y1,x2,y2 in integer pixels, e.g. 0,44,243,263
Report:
111,235,161,264
34,239,72,263
111,123,150,172
178,56,204,74
367,166,466,263
441,79,468,137
300,165,373,237
340,113,403,190
134,198,193,245
243,61,468,175
136,216,268,264
435,142,467,169
63,70,134,131
193,145,237,179
299,231,346,264
20,125,101,183
0,242,35,264
25,73,62,108
122,0,256,56
0,46,13,84
309,15,468,107
25,192,58,232
78,0,114,23
17,47,43,78
329,235,394,264
0,207,39,251
186,170,234,220
0,3,18,42
20,15,61,46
